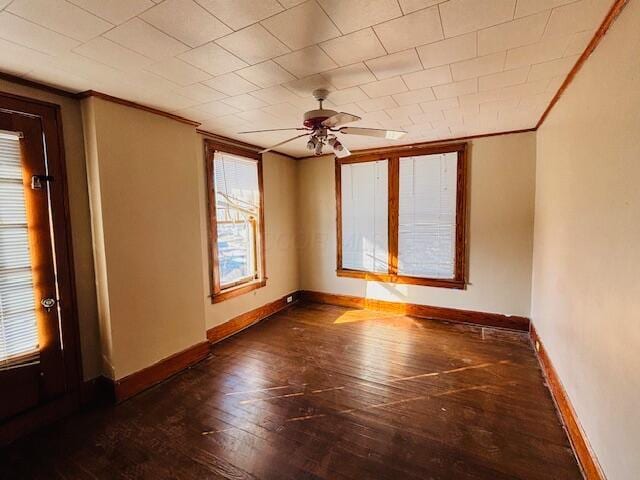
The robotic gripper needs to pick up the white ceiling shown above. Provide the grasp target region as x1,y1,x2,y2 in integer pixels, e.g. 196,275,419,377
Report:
0,0,612,156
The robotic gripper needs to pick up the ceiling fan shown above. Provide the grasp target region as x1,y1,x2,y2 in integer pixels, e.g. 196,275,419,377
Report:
238,89,407,157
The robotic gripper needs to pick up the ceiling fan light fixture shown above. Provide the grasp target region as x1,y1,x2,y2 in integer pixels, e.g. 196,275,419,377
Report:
306,136,318,150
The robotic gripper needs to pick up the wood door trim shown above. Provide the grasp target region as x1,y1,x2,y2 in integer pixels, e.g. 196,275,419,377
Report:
0,91,82,443
530,325,605,480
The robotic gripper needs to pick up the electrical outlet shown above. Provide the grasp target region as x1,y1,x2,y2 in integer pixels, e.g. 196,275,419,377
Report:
286,296,293,303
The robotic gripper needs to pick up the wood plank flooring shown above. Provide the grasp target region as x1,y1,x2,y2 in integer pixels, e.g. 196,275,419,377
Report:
0,302,582,479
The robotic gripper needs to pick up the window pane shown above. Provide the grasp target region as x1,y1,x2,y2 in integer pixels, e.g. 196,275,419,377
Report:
341,160,389,273
213,151,259,287
0,132,39,367
398,152,457,279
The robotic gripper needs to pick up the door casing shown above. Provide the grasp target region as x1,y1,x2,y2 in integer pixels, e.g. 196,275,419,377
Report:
0,91,83,445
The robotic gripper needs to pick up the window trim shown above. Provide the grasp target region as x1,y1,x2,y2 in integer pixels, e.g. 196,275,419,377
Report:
335,142,468,289
204,139,266,303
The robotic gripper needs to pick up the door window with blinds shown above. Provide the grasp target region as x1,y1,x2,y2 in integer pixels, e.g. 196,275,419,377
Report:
336,143,467,289
205,140,265,303
0,131,39,369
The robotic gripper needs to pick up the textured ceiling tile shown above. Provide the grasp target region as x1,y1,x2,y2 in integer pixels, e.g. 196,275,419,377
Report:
385,103,422,120
420,97,459,113
261,1,340,50
104,18,190,61
319,28,386,66
195,100,241,117
478,11,549,55
173,83,227,102
504,34,573,70
373,6,443,53
179,43,248,76
439,0,516,38
261,102,300,119
527,55,579,82
236,61,296,88
24,65,93,92
409,109,445,124
141,0,231,48
74,37,154,71
283,74,329,96
564,30,594,56
433,78,478,99
221,94,269,111
216,24,290,65
479,66,530,91
0,12,80,55
145,57,211,86
515,0,576,18
356,95,398,112
249,85,301,105
318,0,402,34
360,77,407,98
322,63,376,90
450,52,505,81
7,0,112,41
274,46,337,78
398,0,446,14
402,65,452,90
326,87,369,106
417,32,477,69
0,37,51,76
366,49,422,80
392,87,436,106
203,72,259,95
545,0,612,37
196,0,283,30
67,0,154,24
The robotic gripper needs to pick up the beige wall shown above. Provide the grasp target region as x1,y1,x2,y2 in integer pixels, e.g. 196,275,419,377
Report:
0,80,101,381
196,138,299,330
82,97,207,379
296,132,536,317
531,2,640,479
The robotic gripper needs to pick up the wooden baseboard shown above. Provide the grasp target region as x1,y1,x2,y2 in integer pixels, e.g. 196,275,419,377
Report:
207,291,299,344
530,325,605,480
108,341,211,403
299,290,529,331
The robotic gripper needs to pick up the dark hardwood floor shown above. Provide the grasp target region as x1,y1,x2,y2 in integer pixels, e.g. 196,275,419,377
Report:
1,302,581,480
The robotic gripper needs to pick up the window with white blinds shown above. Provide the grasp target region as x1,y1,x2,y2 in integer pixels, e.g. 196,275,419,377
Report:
0,131,39,370
336,144,467,289
341,160,389,273
213,151,261,288
398,152,458,279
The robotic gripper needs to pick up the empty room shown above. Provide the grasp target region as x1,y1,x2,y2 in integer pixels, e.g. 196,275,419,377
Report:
0,0,638,478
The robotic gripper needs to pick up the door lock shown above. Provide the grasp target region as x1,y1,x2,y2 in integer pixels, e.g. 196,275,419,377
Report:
41,298,57,312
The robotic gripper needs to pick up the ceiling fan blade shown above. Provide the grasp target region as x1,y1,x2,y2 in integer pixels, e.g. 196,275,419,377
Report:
333,142,351,158
322,112,362,128
258,133,311,154
339,127,406,139
238,127,308,134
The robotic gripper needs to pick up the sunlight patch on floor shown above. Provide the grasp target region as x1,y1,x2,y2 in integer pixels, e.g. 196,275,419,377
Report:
333,309,399,324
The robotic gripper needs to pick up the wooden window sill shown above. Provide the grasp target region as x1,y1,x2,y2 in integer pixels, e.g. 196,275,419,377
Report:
336,269,466,290
211,279,266,304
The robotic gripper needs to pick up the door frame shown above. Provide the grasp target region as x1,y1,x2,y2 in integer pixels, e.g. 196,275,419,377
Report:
0,91,83,443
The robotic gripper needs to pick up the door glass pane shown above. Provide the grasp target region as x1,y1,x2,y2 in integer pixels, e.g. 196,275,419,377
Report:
213,151,259,287
0,132,39,368
398,152,457,279
341,160,389,273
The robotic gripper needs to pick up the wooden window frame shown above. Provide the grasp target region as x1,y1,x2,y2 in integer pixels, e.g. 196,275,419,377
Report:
204,140,266,304
336,142,468,289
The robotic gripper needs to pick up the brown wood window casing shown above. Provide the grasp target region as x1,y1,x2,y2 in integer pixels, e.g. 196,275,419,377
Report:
204,140,266,303
336,142,468,289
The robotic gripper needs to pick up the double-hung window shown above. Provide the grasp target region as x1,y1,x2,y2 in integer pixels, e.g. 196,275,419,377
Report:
337,143,467,289
205,140,266,302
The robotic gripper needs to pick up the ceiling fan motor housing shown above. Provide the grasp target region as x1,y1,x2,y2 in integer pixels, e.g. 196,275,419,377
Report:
303,109,338,129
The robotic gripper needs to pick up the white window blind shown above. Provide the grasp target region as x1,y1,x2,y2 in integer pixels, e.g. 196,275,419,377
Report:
341,160,389,273
0,131,39,370
398,152,457,279
213,151,260,287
